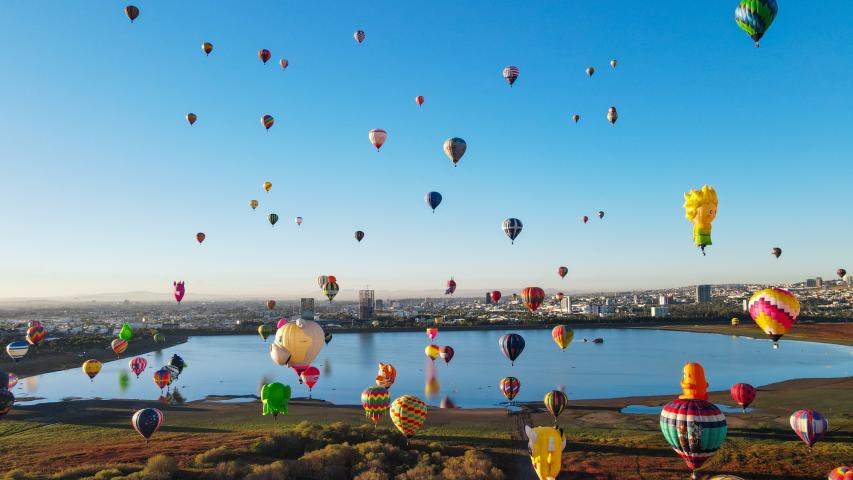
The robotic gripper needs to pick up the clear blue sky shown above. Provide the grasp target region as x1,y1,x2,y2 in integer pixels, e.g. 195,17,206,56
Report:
1,1,851,299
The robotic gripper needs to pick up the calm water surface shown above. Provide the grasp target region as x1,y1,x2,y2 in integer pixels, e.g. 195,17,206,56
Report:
12,329,853,407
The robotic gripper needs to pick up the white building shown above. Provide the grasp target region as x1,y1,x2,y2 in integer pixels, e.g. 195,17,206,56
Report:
651,306,670,317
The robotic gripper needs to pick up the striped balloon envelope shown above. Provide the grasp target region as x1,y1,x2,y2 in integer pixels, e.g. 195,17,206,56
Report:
390,395,427,438
438,346,454,365
521,287,545,312
111,338,128,357
502,218,523,244
82,359,102,381
790,409,828,449
129,357,148,378
498,333,525,365
354,30,365,44
7,373,18,389
322,281,339,302
361,386,390,423
660,399,727,475
828,466,853,480
748,288,800,347
502,65,519,87
499,376,520,402
153,369,171,390
261,114,274,130
5,341,29,362
544,390,568,424
551,325,574,351
735,0,778,47
26,325,46,346
443,137,467,166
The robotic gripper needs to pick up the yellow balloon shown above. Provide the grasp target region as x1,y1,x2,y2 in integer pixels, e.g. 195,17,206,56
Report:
424,344,439,361
263,181,272,192
678,362,709,401
683,184,718,255
551,325,573,351
525,425,565,480
250,199,259,210
82,359,103,380
274,319,325,369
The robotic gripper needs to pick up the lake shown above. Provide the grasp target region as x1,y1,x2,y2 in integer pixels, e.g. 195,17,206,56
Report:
11,328,853,408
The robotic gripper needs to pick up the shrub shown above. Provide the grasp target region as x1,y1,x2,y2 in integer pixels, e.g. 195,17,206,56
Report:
440,450,504,480
3,469,36,480
244,461,290,480
135,455,178,480
211,461,248,480
394,464,438,480
194,446,236,466
291,444,359,480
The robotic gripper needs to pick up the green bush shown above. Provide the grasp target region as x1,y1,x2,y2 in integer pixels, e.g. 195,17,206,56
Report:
194,446,236,466
291,443,359,480
244,461,290,480
440,450,504,480
211,461,248,480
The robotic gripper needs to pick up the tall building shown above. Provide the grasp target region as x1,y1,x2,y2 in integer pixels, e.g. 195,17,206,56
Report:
375,299,384,310
815,277,823,288
695,285,712,303
485,293,492,304
559,296,571,313
742,299,749,312
358,290,375,321
659,294,673,305
605,297,615,306
299,298,315,320
806,278,817,288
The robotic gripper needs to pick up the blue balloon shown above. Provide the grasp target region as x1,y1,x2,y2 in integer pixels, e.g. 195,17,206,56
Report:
425,191,442,212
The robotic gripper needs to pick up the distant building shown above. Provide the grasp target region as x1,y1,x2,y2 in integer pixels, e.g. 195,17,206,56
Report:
633,294,639,305
605,297,615,306
375,299,384,310
806,278,816,288
485,293,492,304
589,304,603,315
695,285,712,303
659,294,673,305
559,296,571,313
651,306,670,317
815,277,823,288
742,299,749,312
300,298,315,320
358,290,375,321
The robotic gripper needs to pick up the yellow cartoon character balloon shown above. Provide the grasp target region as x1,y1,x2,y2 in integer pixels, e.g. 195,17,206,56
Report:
524,425,566,480
683,184,718,255
679,362,709,401
274,319,325,382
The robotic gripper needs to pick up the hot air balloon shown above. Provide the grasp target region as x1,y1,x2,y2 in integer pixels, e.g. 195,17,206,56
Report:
551,325,573,351
202,42,213,55
368,129,387,151
322,282,339,301
261,114,274,130
129,357,147,378
266,300,277,310
295,216,303,226
153,368,171,390
426,327,438,340
124,5,139,22
269,342,291,366
268,213,279,226
425,191,442,212
610,59,618,68
748,287,799,347
660,399,727,478
439,346,454,364
277,318,288,329
598,211,605,219
838,268,847,279
153,333,165,343
582,215,589,224
0,390,13,418
522,287,545,312
354,30,365,44
768,247,781,259
731,317,740,327
118,323,133,341
361,386,391,423
390,395,427,438
250,199,259,210
683,185,718,256
415,95,424,106
7,373,18,389
324,332,333,344
186,113,197,126
499,333,525,365
790,410,828,449
735,0,778,47
544,390,568,424
585,66,594,77
196,232,205,244
490,290,502,303
502,218,523,244
275,319,326,382
169,355,187,376
443,137,467,166
500,376,520,402
558,266,568,279
300,366,320,397
607,106,618,125
525,425,566,480
82,359,102,381
730,383,756,412
424,344,439,361
376,363,396,388
317,276,329,289
503,65,519,86
828,467,853,480
111,338,128,357
445,278,457,295
132,408,164,440
6,342,28,362
26,325,46,346
511,293,519,302
279,58,289,70
354,230,365,242
173,281,185,303
261,382,291,418
555,292,564,301
258,325,270,341
263,181,272,192
572,114,580,123
258,49,271,64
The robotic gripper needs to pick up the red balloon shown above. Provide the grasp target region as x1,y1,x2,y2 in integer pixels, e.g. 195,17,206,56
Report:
490,290,502,303
558,266,568,278
439,346,454,365
730,383,756,411
301,366,320,391
415,95,424,106
521,287,545,312
582,215,589,224
258,49,271,64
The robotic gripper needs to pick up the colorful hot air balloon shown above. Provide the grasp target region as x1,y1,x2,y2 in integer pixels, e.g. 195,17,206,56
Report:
300,366,320,396
82,359,102,380
426,327,438,340
838,268,847,279
503,66,519,86
354,230,365,242
275,319,326,382
731,317,740,327
439,346,454,365
443,137,467,166
119,323,133,341
607,106,618,125
279,58,289,70
525,425,566,480
790,409,828,449
490,290,502,303
172,281,186,303
268,213,279,226
558,266,568,279
683,185,718,256
598,210,605,219
499,333,525,365
425,191,442,212
582,215,589,224
828,466,853,480
730,383,756,412
368,129,387,150
572,114,580,123
26,325,46,346
202,42,213,55
258,49,271,64
261,114,274,130
502,218,523,244
153,333,165,343
500,376,520,402
250,199,259,210
317,276,329,289
551,325,573,351
660,399,727,477
124,5,139,22
0,390,13,418
7,373,18,389
445,278,457,295
771,247,782,259
6,342,28,362
111,338,128,357
735,0,778,47
196,232,205,244
169,354,187,376
610,59,618,68
263,181,272,192
748,287,800,347
415,95,424,106
266,300,277,310
261,382,291,418
376,363,397,388
277,318,288,329
322,282,339,301
390,395,427,438
585,66,594,77
129,357,147,378
132,408,164,440
522,287,545,312
295,216,303,226
424,344,439,361
544,390,568,424
555,292,564,302
361,386,391,423
258,324,270,341
186,113,197,125
354,30,365,44
153,368,171,390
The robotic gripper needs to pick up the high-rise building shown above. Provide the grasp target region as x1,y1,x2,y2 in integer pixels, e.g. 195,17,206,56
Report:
375,299,384,310
695,285,712,303
605,297,615,306
559,296,571,313
485,293,492,304
815,277,823,288
806,278,817,288
659,294,673,305
300,298,315,320
742,299,749,312
358,290,375,321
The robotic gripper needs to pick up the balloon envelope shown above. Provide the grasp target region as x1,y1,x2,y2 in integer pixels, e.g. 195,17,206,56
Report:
500,376,520,401
129,357,147,378
82,359,103,380
261,382,291,417
376,363,397,388
735,0,778,46
390,395,427,438
660,399,727,472
425,191,442,212
499,333,525,365
544,390,568,422
275,320,325,372
132,408,164,439
730,383,756,410
6,341,29,362
368,129,387,150
748,288,799,345
361,386,391,423
439,346,454,364
443,137,467,166
522,287,545,312
790,409,828,448
551,325,573,350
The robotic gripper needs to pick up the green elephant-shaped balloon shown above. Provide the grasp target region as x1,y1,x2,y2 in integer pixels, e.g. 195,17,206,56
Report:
119,323,133,341
261,382,291,419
